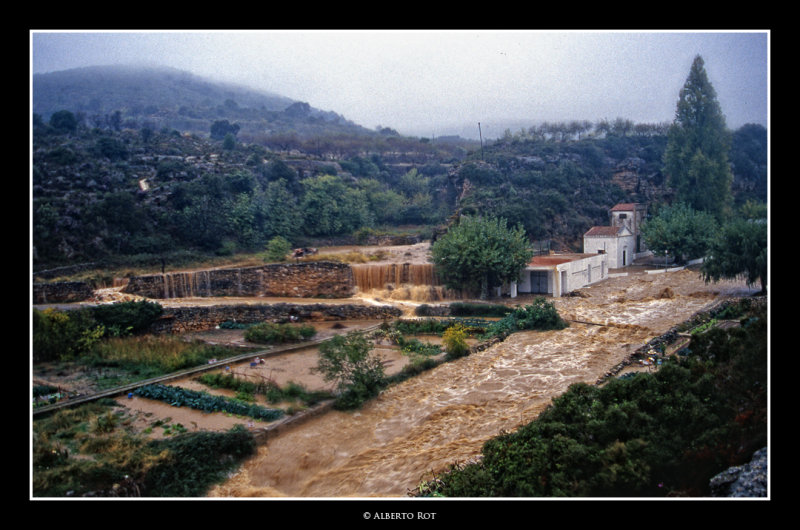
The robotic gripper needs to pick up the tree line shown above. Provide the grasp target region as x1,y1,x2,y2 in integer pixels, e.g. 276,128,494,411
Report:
32,119,455,266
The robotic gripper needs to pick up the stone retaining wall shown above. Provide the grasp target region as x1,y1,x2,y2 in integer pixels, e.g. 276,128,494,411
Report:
149,303,402,334
122,261,355,299
33,281,94,304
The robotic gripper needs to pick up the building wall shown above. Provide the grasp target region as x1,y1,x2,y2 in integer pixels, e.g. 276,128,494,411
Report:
517,253,607,297
583,234,635,268
611,206,648,253
561,253,608,293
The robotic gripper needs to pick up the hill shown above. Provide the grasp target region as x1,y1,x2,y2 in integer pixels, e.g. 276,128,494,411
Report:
31,66,767,272
32,65,375,140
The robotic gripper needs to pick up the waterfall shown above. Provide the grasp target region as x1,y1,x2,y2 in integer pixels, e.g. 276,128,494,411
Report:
351,263,440,291
350,263,459,302
161,271,212,299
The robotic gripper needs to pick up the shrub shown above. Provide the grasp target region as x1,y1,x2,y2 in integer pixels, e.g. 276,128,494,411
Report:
196,373,332,407
449,302,511,317
264,236,292,262
442,323,470,358
33,307,102,362
243,322,316,344
414,304,434,317
393,318,450,336
33,403,256,498
315,332,386,410
143,425,256,497
89,300,164,336
482,298,567,338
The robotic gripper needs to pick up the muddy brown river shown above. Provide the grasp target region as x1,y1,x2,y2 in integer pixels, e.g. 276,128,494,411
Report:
207,269,759,498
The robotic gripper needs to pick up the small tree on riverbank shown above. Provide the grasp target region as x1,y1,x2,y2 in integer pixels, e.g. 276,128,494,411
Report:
315,332,386,409
431,215,533,300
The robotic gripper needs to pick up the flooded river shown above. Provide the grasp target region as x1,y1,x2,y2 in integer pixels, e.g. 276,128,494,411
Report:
208,269,759,498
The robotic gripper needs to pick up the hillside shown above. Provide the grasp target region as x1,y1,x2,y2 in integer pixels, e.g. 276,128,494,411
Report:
32,65,375,140
31,66,767,272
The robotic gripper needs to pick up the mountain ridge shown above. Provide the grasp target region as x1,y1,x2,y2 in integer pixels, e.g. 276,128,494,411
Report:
32,64,376,139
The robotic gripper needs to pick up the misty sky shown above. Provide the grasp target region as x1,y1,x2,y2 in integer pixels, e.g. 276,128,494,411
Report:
30,30,769,139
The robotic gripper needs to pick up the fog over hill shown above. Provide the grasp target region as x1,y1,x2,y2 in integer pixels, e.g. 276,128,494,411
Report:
31,31,768,142
32,64,378,140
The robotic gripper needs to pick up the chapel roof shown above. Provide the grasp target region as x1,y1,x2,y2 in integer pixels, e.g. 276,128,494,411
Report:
584,226,625,237
610,203,642,212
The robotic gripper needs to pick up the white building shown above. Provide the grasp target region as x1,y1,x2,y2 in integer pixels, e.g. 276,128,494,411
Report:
583,202,649,268
583,225,635,268
512,253,608,298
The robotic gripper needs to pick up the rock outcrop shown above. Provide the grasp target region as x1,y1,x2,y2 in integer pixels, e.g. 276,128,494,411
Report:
709,447,768,497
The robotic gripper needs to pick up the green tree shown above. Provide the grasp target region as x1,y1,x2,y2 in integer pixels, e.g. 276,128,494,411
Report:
210,119,240,140
264,236,292,262
225,193,260,249
315,332,386,409
702,218,767,293
640,203,718,264
431,215,534,299
222,133,236,150
264,179,301,240
48,109,78,133
300,175,372,236
663,55,733,220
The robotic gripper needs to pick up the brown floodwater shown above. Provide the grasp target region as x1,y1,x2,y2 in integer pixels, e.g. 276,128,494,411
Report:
207,269,759,498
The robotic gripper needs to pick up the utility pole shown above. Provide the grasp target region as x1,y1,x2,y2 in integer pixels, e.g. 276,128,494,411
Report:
478,122,484,160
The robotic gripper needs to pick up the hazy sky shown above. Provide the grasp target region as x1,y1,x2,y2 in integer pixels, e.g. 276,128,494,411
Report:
30,30,769,139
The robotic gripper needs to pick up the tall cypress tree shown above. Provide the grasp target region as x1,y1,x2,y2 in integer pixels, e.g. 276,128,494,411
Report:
664,55,733,221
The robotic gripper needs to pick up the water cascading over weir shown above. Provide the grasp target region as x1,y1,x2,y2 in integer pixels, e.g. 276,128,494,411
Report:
119,262,356,299
161,271,214,299
350,263,457,302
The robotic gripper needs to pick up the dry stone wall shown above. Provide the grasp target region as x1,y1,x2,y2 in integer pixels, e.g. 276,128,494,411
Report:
33,281,94,304
122,261,355,299
148,303,402,334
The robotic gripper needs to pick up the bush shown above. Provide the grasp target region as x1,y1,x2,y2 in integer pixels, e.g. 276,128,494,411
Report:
33,401,256,497
243,322,316,344
448,302,512,317
315,332,386,410
393,318,450,336
442,323,470,358
414,304,435,317
89,300,163,336
33,307,102,362
143,426,256,497
264,236,292,262
482,298,567,338
196,373,332,407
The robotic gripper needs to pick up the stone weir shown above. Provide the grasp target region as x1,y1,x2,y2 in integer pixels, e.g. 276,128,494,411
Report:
121,261,355,299
149,303,402,334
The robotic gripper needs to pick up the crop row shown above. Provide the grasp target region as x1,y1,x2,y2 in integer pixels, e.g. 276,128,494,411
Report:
134,383,285,421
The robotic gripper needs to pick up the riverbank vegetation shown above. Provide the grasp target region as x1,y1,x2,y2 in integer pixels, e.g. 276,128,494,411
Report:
196,372,333,409
32,301,254,394
413,298,767,497
242,321,316,345
32,399,256,497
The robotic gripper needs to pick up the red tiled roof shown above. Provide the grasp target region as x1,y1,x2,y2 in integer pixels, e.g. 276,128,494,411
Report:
610,203,640,212
528,254,592,267
584,226,623,237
